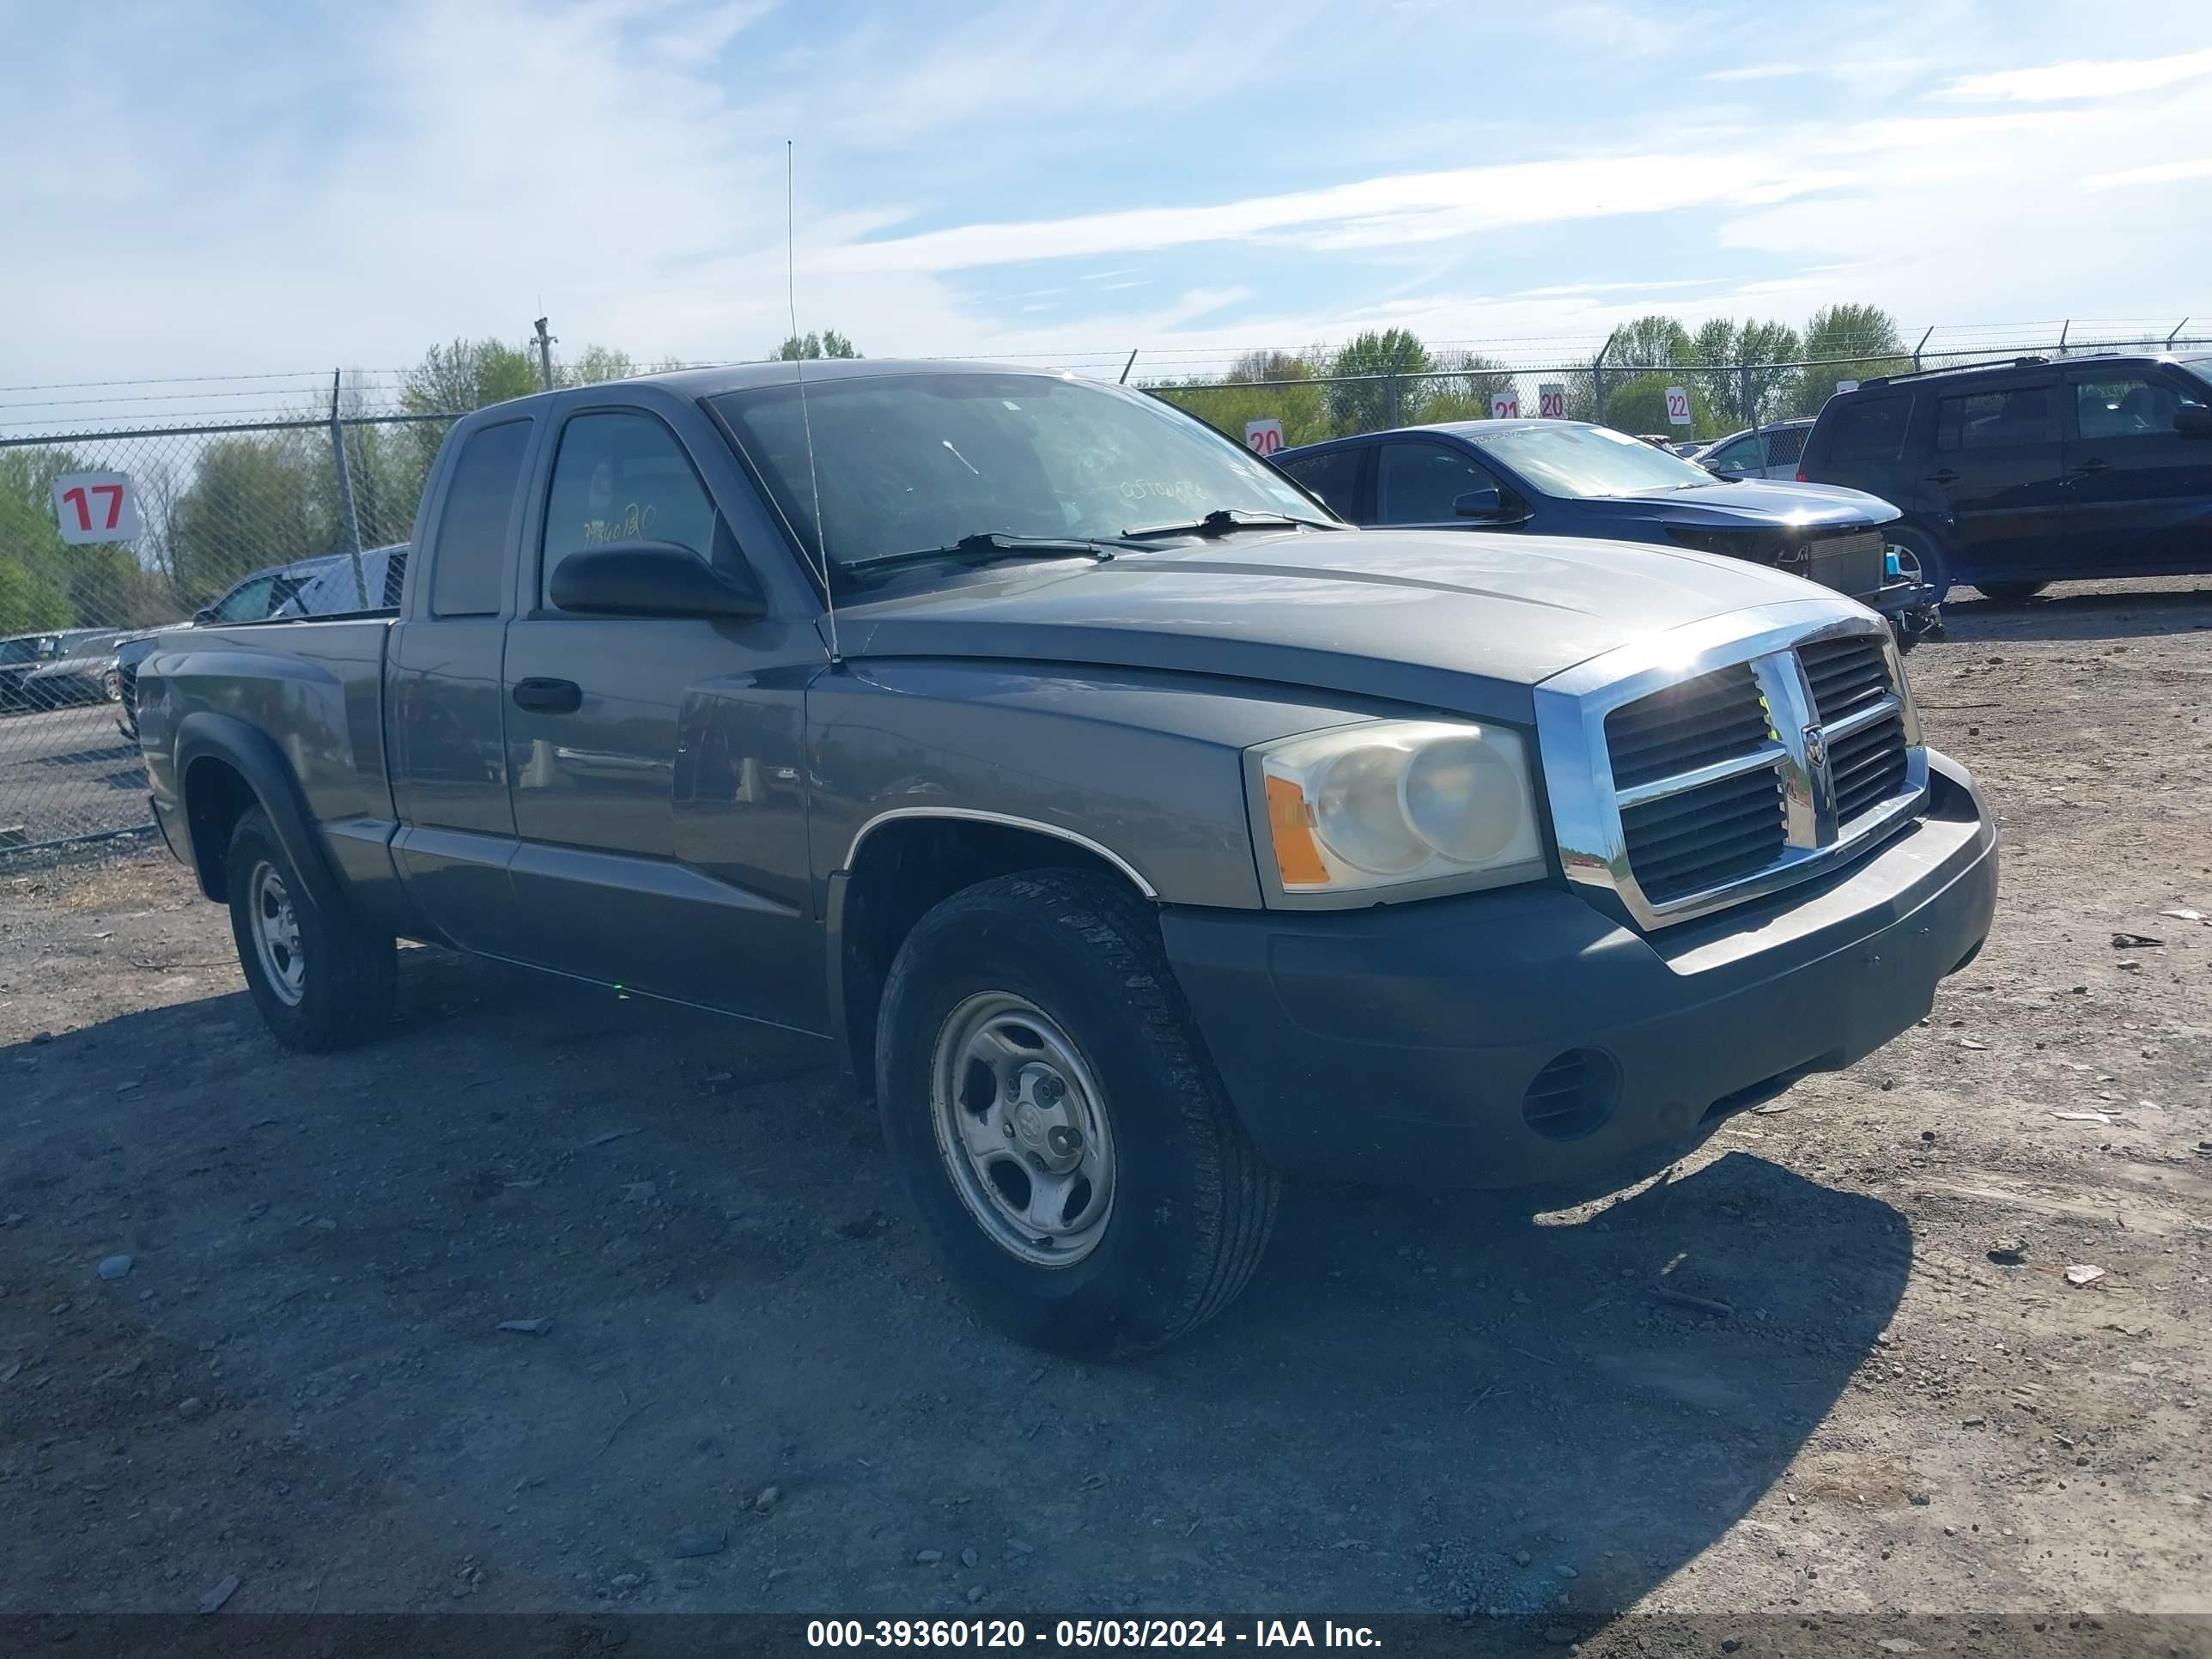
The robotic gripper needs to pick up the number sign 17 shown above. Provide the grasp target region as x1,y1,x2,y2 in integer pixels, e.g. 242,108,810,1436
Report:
52,471,144,545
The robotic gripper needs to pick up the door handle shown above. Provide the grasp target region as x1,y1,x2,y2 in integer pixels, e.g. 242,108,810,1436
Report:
511,677,582,714
1927,469,1960,484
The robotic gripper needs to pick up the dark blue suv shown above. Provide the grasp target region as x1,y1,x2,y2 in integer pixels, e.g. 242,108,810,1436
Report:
1797,352,2212,604
1276,419,1930,639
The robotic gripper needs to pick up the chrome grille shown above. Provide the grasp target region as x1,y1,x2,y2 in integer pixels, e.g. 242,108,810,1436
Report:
1619,767,1788,904
1830,708,1909,823
1798,633,1891,722
1604,663,1770,788
1534,608,1931,931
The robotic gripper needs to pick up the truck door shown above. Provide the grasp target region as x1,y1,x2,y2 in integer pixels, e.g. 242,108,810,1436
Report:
1923,378,2067,584
2063,367,2211,574
498,396,824,1034
386,414,536,952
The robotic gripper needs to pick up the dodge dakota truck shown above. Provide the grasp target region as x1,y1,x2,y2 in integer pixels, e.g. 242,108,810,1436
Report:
137,361,1998,1354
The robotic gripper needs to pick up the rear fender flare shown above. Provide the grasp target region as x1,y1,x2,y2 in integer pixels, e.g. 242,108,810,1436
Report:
173,712,349,915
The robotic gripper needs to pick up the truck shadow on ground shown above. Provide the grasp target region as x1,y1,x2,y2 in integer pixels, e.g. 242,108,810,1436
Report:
3,943,1905,1615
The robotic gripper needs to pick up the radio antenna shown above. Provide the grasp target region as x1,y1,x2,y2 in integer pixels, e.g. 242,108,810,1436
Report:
787,138,840,665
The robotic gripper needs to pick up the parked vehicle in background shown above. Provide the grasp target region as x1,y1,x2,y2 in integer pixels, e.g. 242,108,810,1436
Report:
1698,419,1814,481
111,544,409,739
0,632,61,712
18,628,126,710
1797,353,2212,604
136,362,1995,1354
1275,419,1931,643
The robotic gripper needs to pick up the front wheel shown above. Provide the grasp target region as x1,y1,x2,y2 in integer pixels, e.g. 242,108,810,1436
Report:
226,806,395,1052
876,871,1279,1356
1886,526,1953,608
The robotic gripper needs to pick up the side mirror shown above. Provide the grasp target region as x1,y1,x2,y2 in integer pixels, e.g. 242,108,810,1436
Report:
1452,487,1509,521
549,540,766,620
2175,405,2212,439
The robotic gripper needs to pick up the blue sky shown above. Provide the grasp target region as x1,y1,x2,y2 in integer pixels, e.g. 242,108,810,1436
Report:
2,0,2209,393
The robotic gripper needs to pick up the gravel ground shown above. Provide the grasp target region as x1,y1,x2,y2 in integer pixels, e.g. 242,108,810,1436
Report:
0,697,149,849
1,578,2208,1626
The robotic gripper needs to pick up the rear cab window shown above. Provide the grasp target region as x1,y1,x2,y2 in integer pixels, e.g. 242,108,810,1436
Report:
429,419,532,617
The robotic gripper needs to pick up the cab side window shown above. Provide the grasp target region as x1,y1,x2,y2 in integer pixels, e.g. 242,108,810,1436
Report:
1935,385,2057,451
1279,447,1362,520
541,412,721,607
2074,374,2197,441
210,574,279,623
1376,441,1503,525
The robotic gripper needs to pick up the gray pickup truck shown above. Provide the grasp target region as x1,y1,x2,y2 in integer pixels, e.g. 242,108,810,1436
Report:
137,361,1997,1353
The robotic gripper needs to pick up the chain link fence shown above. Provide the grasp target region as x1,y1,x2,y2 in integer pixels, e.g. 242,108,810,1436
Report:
0,411,454,856
1146,326,2209,452
3,317,2203,859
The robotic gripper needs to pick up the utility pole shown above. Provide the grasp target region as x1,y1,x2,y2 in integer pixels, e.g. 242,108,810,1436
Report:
533,317,557,391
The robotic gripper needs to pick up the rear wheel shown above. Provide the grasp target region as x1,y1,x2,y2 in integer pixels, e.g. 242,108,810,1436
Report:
876,870,1279,1356
1975,580,2048,605
225,806,395,1052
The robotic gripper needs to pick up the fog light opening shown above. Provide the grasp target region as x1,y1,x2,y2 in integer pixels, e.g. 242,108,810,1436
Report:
1520,1048,1621,1141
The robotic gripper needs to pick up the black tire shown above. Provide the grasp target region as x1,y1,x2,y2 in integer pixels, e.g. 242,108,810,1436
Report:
1974,580,2048,605
1887,524,1953,607
876,870,1279,1356
225,806,395,1053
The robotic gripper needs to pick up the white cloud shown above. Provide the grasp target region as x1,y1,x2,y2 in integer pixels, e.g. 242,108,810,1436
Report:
1705,63,1808,82
2081,156,2212,191
1940,46,2212,101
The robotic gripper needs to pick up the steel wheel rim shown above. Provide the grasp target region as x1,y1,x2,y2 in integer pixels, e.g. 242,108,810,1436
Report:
248,861,306,1007
929,992,1116,1267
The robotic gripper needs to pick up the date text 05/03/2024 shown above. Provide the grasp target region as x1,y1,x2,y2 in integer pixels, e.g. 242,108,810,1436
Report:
805,1620,1383,1649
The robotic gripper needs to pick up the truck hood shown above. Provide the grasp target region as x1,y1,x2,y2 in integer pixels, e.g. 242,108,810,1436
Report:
829,527,1856,714
1576,478,1900,530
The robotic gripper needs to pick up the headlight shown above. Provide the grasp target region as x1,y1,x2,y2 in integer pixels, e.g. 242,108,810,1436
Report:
1249,720,1546,903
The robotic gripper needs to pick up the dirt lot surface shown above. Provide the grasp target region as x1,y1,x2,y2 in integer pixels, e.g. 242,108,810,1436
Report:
3,579,2209,1628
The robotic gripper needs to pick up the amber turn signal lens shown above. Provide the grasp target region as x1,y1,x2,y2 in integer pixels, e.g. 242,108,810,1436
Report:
1264,773,1329,888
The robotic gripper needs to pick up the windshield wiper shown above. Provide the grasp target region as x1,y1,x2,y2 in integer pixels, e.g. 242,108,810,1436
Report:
1121,508,1340,539
840,532,1125,585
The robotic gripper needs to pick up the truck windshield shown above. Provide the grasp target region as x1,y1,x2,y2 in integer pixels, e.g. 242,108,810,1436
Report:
712,372,1329,577
1468,423,1721,498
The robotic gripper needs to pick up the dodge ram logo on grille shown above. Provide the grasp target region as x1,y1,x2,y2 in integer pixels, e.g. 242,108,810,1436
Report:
1802,724,1827,771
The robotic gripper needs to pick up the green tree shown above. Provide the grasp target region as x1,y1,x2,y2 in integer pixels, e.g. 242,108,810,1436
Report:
0,449,76,634
1599,373,1718,436
170,434,333,605
1155,352,1330,448
1421,350,1520,422
1610,314,1693,369
1790,304,1910,416
1323,328,1433,434
562,344,641,386
775,330,860,360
